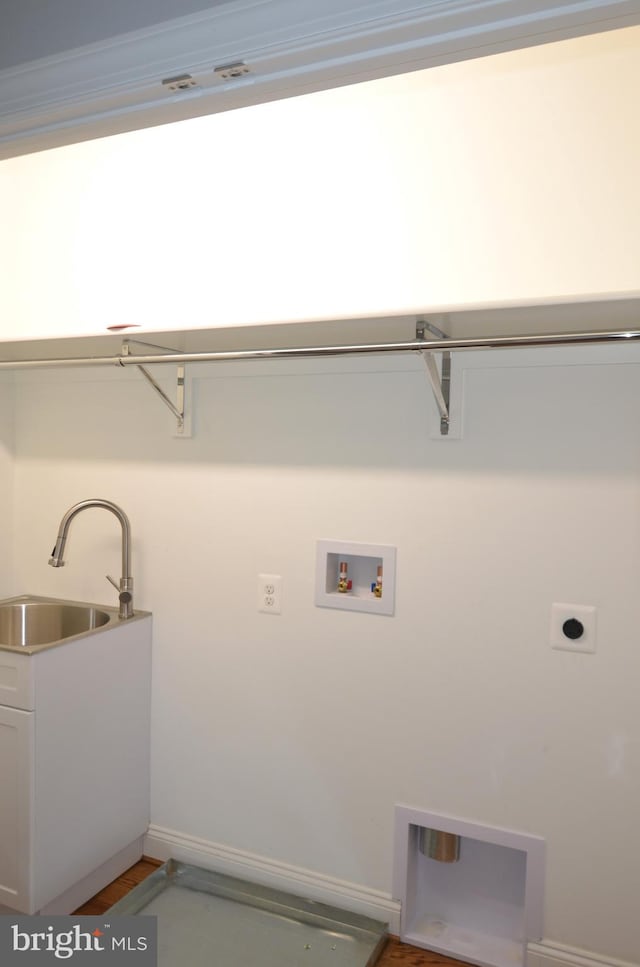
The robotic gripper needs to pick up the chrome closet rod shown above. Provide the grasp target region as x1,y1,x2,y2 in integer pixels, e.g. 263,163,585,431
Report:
0,328,639,370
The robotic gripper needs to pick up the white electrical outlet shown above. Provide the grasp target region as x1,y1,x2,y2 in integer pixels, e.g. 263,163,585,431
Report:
550,602,597,653
258,574,282,614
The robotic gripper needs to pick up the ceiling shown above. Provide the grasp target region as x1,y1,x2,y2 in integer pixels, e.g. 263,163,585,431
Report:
2,0,638,72
0,0,227,70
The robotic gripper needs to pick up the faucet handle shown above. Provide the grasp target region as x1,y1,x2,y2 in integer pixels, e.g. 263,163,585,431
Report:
106,574,134,619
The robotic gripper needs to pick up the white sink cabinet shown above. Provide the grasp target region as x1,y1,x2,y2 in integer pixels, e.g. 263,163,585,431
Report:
0,612,151,914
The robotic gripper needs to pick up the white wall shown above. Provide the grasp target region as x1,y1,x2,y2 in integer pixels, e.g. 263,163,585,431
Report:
2,21,639,966
9,344,640,963
2,25,639,340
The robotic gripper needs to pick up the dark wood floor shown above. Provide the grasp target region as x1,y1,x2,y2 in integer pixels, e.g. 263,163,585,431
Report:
74,857,472,967
74,856,163,917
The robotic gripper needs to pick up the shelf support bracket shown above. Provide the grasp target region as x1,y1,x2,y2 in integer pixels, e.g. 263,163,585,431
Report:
417,321,451,436
120,340,186,434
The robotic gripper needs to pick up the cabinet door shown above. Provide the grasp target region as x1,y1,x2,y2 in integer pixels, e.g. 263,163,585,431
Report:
0,705,33,912
0,652,34,711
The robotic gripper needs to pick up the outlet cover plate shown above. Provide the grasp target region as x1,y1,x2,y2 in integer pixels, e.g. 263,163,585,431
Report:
550,602,597,653
258,573,282,614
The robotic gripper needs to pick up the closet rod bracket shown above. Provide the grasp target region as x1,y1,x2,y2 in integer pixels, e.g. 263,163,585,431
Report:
416,321,451,436
120,340,186,434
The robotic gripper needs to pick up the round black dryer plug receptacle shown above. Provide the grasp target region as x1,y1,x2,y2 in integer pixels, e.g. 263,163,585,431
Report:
562,618,584,640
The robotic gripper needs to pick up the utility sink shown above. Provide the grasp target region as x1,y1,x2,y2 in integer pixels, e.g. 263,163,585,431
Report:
0,594,121,652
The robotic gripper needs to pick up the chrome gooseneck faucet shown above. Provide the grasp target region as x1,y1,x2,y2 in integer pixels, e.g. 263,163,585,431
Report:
49,499,134,619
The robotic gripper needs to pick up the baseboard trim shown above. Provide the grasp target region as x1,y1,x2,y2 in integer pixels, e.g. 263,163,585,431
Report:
527,941,639,967
143,828,639,967
144,824,400,934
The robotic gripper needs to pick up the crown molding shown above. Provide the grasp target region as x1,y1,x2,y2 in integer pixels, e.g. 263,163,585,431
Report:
0,0,638,158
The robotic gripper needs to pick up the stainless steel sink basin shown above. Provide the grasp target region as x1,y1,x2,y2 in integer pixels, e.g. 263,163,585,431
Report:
0,595,117,650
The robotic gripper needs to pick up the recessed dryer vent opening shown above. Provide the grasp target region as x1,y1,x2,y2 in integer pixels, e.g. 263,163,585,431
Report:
393,806,545,967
